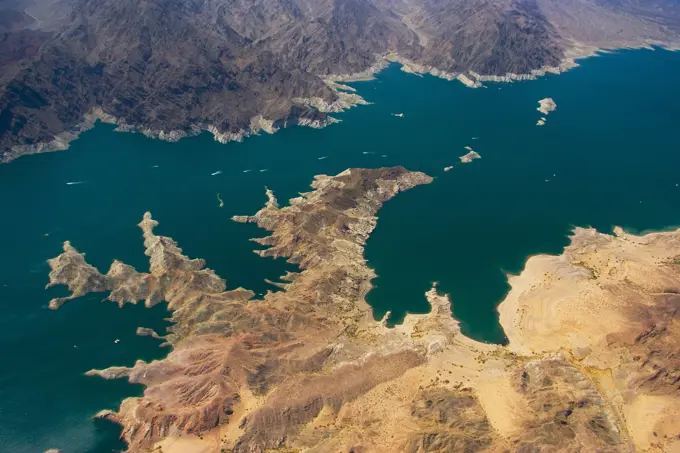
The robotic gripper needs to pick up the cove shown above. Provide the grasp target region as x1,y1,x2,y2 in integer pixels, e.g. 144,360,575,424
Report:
1,48,680,453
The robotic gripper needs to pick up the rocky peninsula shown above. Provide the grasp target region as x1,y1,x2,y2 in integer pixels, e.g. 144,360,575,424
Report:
46,166,680,453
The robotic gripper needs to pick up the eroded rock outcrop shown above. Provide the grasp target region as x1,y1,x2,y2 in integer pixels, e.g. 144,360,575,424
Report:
46,167,680,453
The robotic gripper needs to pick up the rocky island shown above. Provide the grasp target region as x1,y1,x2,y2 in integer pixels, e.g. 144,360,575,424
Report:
459,147,481,163
46,166,680,453
537,97,557,115
536,98,557,125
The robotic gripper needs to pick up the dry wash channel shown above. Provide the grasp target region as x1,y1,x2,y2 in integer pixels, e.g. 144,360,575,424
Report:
46,167,680,452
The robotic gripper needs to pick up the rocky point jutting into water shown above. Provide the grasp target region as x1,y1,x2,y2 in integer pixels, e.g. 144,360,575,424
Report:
46,166,680,453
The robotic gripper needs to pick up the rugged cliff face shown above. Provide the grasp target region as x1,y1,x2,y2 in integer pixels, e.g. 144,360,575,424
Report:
2,0,680,161
46,166,680,453
396,0,565,75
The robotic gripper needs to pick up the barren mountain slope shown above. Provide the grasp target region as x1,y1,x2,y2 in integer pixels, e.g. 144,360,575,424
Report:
47,167,680,453
0,0,334,158
2,0,680,161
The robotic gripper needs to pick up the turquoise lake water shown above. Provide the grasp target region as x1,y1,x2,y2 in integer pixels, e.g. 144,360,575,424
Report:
1,48,680,452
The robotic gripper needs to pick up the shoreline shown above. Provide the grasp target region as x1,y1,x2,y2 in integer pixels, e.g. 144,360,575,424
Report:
42,167,680,452
496,223,680,350
382,41,680,87
5,44,680,164
381,48,593,87
3,104,344,164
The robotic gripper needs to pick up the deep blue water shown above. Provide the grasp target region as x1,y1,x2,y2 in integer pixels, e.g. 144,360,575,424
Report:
1,48,679,452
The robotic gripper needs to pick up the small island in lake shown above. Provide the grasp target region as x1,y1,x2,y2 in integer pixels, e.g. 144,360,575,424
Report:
536,98,557,125
537,98,557,115
460,147,481,163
